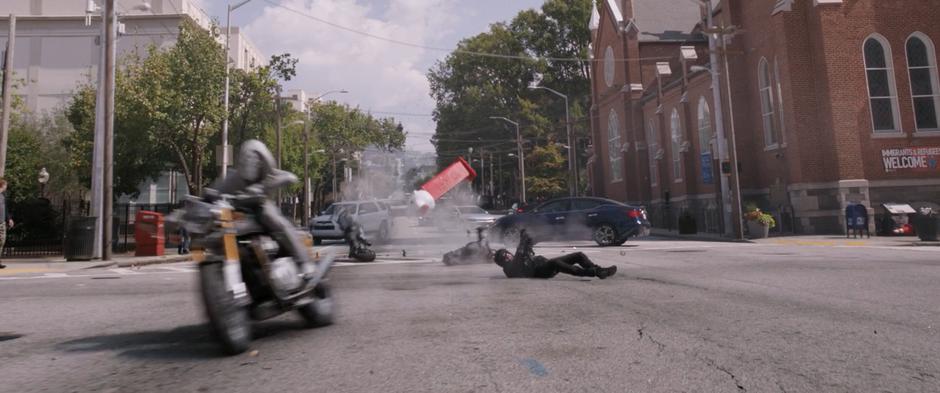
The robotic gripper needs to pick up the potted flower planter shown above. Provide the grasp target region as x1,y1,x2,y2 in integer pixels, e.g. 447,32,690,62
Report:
747,220,770,239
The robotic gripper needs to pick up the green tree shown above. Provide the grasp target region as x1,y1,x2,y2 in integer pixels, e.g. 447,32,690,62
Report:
428,0,593,199
66,20,237,195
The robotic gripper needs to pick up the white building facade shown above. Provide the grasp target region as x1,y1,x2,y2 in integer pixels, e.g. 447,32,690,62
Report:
0,0,264,115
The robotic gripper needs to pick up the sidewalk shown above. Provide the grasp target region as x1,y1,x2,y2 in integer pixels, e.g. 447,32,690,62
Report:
649,228,749,243
650,228,940,248
0,251,192,276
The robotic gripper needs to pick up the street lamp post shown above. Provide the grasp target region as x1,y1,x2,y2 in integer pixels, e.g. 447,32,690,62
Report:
289,90,347,226
528,83,576,197
221,0,252,179
490,117,525,204
38,167,49,198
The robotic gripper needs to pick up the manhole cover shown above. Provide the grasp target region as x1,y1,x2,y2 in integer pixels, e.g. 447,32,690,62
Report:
0,333,23,342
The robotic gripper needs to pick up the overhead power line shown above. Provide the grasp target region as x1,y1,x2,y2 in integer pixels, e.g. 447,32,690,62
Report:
262,0,674,63
367,110,434,117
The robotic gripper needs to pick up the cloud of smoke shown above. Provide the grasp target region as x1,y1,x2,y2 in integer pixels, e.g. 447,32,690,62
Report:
333,149,503,262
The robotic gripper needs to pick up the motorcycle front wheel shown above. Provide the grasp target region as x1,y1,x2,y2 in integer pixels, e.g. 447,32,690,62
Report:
199,262,252,355
297,283,335,328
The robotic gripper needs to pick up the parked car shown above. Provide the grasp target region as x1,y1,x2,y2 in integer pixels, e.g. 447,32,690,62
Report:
490,197,651,247
310,200,391,244
452,205,504,227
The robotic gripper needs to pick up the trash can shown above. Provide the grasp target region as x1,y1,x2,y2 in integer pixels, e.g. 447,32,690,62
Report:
914,211,939,241
134,211,165,257
64,216,97,261
678,211,697,235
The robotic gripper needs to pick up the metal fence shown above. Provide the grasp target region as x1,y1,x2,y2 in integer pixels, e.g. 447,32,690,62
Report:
1,200,184,258
2,199,88,258
1,199,319,258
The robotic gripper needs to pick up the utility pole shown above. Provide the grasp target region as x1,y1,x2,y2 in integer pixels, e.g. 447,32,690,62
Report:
698,0,742,239
719,26,744,240
102,0,116,260
0,14,15,177
496,154,502,205
479,147,485,199
489,152,494,199
302,114,310,226
90,11,106,259
274,86,282,206
330,151,338,203
516,125,526,204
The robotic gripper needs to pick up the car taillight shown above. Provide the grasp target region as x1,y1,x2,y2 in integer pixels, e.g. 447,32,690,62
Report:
627,209,642,219
516,208,524,213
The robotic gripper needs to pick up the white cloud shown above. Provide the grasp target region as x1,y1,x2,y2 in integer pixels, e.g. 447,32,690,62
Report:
242,0,458,151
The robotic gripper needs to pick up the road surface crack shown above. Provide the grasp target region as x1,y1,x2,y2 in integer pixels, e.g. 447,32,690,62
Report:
702,357,746,392
636,325,666,354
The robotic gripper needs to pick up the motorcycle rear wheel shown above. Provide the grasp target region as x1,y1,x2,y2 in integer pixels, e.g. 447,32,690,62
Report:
200,262,252,355
352,248,376,262
297,283,335,328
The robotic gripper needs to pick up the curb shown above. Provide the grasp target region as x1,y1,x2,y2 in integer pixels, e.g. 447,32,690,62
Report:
116,255,192,267
80,255,192,269
649,230,751,243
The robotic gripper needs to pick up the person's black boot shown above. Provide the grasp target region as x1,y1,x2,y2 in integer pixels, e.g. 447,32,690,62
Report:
595,265,617,279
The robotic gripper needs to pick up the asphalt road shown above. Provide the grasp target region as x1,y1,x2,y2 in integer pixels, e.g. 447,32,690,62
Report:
1,233,939,393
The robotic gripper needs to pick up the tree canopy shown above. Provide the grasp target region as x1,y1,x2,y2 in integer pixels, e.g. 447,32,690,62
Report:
427,0,593,200
64,19,406,200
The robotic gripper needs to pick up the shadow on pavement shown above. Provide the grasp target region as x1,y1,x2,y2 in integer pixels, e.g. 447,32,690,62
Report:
57,324,223,360
57,321,309,360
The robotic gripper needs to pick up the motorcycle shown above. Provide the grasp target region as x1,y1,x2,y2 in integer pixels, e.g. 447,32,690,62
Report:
173,193,336,355
344,226,376,262
337,211,376,262
442,227,493,266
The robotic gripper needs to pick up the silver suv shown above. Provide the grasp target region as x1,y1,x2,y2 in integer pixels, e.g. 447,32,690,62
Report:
310,201,391,244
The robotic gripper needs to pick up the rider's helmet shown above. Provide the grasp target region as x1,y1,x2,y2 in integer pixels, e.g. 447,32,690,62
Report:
494,249,513,267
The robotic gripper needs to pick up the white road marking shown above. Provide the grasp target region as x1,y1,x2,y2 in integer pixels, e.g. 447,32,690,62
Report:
42,273,69,278
109,268,142,275
334,259,437,267
158,266,196,273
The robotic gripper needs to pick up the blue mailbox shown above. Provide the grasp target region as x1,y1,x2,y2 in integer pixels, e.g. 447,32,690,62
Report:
845,204,870,238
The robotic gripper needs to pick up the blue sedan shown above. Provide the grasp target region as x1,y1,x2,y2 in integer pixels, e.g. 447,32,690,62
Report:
490,197,651,247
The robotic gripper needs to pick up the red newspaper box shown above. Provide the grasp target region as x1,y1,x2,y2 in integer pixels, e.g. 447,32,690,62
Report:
134,210,165,256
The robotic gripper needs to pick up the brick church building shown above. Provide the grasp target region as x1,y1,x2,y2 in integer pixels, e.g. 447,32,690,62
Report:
587,0,940,234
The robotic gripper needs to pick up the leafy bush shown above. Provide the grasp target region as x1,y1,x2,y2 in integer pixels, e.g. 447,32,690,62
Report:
745,207,776,228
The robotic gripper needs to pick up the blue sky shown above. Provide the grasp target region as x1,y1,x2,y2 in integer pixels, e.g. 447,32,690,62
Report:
196,0,547,151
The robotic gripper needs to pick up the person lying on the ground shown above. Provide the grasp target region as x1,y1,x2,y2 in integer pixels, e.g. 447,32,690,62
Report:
442,227,493,266
493,229,617,279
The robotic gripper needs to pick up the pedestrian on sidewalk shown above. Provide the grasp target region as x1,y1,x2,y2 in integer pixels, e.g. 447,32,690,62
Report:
177,226,190,255
0,178,13,269
493,229,617,279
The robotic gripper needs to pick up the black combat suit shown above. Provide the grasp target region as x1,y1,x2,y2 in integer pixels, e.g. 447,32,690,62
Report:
494,230,616,279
